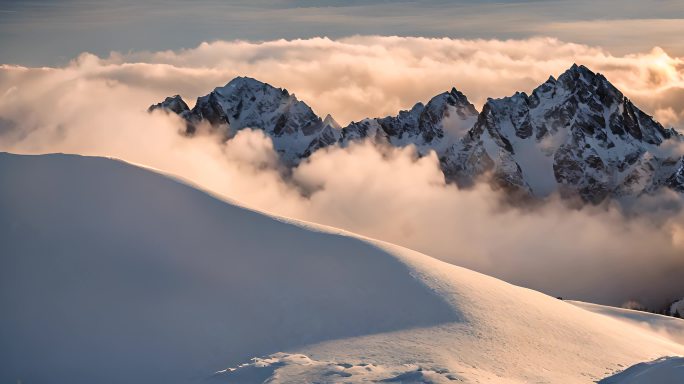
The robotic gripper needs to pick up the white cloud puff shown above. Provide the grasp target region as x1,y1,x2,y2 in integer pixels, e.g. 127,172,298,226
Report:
99,36,684,129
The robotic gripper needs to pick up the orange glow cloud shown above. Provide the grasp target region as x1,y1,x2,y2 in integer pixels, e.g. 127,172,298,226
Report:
97,36,684,128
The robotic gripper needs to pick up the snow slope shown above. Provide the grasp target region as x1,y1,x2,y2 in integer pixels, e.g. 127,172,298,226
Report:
0,152,682,383
598,357,684,384
572,301,684,345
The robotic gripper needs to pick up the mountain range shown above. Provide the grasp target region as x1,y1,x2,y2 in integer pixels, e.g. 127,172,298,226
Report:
150,64,684,203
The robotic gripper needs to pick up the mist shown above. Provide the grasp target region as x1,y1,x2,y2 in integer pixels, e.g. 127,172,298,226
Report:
1,37,683,309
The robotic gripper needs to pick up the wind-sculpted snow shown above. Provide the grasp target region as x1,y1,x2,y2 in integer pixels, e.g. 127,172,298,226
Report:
572,301,684,345
211,353,465,383
218,353,684,384
598,356,684,384
1,153,683,383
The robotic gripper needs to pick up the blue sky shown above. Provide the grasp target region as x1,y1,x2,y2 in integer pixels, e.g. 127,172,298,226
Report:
1,0,683,65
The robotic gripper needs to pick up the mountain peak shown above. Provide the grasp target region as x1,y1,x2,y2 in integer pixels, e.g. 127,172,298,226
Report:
147,94,190,115
558,63,606,89
149,75,326,164
453,63,682,201
449,87,469,102
568,63,591,73
225,76,266,88
410,102,425,114
425,87,477,113
216,76,293,98
322,114,341,130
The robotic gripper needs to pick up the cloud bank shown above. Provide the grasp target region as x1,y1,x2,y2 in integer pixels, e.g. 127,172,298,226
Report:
58,36,684,129
1,37,683,309
4,0,684,65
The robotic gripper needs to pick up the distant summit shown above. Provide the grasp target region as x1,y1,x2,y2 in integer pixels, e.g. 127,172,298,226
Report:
442,63,683,201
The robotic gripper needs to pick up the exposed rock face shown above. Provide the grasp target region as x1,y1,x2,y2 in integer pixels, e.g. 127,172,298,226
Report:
442,64,683,202
666,159,684,192
151,77,338,164
150,65,683,203
148,95,190,115
340,88,479,156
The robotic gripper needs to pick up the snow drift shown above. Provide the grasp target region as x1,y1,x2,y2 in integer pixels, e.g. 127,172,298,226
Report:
0,152,682,383
599,357,684,384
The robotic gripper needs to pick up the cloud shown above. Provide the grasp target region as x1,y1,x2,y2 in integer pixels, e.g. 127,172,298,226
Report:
0,37,683,309
3,0,684,65
5,36,683,128
96,37,684,130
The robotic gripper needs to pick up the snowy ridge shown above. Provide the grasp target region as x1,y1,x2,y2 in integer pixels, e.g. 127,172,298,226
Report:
340,87,479,156
151,64,684,202
1,152,682,383
150,77,335,164
447,64,684,202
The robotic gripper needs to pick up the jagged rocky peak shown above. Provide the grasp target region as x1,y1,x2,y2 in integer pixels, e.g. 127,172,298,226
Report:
148,95,190,115
447,63,684,202
149,76,327,137
536,63,673,145
149,76,337,164
437,87,477,114
301,113,344,156
322,114,341,130
420,87,480,140
341,86,479,154
190,76,324,136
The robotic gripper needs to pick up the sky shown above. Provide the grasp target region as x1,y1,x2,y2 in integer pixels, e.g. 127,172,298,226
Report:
1,0,684,66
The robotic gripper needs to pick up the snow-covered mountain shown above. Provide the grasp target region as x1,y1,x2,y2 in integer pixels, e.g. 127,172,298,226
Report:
151,65,684,203
149,77,339,164
443,64,684,202
1,152,683,383
340,87,479,155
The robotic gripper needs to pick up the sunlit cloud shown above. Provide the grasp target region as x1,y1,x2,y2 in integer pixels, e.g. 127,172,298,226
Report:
28,36,683,129
1,37,683,309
